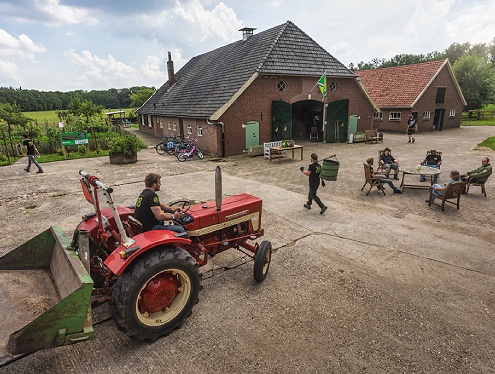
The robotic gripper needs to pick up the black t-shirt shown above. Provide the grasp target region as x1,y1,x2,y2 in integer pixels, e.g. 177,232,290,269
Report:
308,162,321,187
23,139,35,155
425,154,441,165
133,189,161,231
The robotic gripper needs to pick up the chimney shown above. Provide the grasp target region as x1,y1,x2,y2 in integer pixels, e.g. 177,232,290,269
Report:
167,51,175,85
239,27,256,41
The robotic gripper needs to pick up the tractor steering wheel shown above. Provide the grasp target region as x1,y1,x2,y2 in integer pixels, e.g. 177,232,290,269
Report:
168,199,191,214
168,200,193,226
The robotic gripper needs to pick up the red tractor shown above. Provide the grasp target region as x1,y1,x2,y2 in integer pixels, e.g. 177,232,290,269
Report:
0,167,271,356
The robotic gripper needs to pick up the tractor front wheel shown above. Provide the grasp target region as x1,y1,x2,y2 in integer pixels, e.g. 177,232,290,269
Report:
253,240,272,282
110,246,201,341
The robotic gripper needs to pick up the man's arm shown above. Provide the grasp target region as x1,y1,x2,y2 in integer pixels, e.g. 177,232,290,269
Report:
151,205,181,221
468,165,492,179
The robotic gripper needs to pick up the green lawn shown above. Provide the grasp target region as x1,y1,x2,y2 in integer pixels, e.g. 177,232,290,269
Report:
24,108,139,125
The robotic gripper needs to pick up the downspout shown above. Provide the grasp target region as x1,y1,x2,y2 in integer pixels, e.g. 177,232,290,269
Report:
207,120,225,157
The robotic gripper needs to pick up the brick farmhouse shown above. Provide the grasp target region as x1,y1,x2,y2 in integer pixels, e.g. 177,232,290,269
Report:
136,22,464,156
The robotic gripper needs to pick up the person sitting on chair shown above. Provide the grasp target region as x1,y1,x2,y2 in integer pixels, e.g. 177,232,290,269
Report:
426,170,460,203
133,173,185,233
460,157,492,192
420,149,442,183
366,157,402,194
379,147,399,180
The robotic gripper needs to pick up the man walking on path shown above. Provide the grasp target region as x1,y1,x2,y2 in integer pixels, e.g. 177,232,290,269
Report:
301,153,327,214
22,133,43,173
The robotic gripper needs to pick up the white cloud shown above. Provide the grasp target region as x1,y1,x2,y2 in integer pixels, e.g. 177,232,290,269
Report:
0,60,21,86
141,55,162,79
64,49,136,87
0,29,46,62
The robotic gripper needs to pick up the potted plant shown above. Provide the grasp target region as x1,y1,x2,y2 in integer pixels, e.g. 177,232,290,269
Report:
108,134,147,164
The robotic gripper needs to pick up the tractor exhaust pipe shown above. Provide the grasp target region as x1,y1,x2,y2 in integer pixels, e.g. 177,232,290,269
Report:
215,166,222,211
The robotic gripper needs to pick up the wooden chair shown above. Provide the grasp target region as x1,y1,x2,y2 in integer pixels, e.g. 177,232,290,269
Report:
465,174,491,197
377,149,397,171
361,163,386,196
428,181,466,211
423,150,442,168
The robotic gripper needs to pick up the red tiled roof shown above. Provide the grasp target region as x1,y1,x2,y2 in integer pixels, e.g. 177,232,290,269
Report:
357,60,447,109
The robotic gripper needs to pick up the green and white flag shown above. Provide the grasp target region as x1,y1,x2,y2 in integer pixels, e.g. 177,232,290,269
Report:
317,73,327,99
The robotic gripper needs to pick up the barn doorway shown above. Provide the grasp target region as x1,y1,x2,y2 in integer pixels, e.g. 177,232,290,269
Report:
291,100,324,141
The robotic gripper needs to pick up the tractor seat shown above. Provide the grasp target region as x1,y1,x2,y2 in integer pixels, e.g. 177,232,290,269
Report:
127,216,143,235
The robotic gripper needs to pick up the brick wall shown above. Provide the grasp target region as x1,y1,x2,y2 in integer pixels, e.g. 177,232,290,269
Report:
217,75,375,155
138,74,376,156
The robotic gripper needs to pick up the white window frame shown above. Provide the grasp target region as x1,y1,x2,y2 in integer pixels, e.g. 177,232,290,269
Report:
389,112,401,121
373,111,383,120
159,120,163,129
423,111,431,120
187,124,192,134
167,121,172,130
449,109,455,117
197,126,203,136
172,122,177,131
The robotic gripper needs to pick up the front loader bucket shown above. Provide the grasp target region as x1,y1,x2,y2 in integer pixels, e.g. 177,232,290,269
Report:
0,226,94,357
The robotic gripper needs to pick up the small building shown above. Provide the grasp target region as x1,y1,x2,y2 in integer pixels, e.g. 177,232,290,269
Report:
136,21,378,156
357,59,466,133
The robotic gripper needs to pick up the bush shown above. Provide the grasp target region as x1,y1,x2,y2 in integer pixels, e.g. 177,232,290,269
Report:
108,134,147,155
78,145,88,155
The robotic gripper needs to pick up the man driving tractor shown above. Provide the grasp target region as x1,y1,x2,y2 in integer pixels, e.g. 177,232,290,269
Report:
133,173,185,233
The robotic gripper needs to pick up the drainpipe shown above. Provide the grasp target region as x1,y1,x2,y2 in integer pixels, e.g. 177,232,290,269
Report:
207,120,225,157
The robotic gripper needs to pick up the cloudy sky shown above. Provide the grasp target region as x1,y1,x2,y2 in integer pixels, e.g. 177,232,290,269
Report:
1,0,494,92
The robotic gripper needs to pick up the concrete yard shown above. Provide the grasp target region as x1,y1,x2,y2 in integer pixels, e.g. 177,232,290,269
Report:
0,126,493,373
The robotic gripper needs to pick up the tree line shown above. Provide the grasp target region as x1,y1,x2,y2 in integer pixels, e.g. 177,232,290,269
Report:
0,86,155,112
350,39,495,111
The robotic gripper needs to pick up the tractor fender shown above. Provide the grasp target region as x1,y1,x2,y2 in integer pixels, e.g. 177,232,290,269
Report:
104,230,191,276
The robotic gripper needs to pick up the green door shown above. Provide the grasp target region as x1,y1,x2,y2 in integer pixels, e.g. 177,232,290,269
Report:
326,99,349,143
245,121,260,148
179,118,184,137
272,100,292,141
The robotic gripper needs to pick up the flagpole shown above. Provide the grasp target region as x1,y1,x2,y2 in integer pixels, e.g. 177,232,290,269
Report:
322,99,327,143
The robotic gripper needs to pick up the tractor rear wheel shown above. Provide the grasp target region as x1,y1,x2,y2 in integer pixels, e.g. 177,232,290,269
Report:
110,246,201,341
253,240,272,282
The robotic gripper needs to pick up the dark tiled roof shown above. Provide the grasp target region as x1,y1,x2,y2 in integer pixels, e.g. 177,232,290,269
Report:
137,20,356,118
356,60,447,109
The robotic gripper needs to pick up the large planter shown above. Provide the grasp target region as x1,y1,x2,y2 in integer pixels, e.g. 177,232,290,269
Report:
247,146,264,157
353,134,366,143
109,152,137,164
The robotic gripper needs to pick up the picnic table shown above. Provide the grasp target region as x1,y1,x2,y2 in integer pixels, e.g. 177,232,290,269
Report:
399,165,441,190
269,145,304,163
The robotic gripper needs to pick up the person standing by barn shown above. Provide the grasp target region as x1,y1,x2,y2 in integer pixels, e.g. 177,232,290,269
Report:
407,114,416,143
301,153,327,214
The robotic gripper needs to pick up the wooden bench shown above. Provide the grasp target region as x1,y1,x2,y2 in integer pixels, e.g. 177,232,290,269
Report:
263,140,294,159
365,130,383,144
264,141,282,159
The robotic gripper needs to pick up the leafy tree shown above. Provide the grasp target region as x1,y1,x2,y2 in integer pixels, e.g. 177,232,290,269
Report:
453,54,495,110
0,103,32,158
67,98,104,152
130,87,155,107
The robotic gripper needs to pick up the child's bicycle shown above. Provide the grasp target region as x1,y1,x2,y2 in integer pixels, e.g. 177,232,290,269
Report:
177,138,204,161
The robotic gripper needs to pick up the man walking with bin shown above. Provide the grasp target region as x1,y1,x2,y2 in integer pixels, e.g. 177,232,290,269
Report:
301,153,327,214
